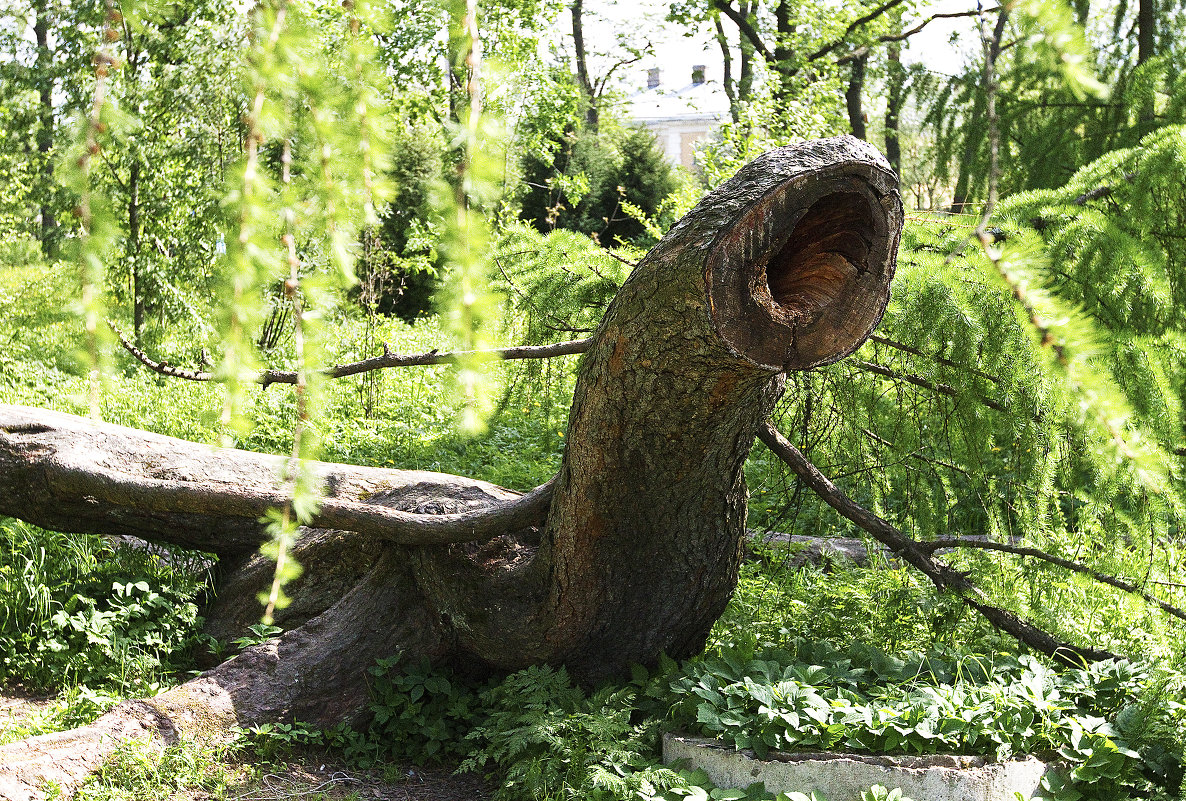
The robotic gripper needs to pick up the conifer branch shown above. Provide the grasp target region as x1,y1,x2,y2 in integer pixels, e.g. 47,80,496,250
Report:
757,421,1118,666
870,334,1000,383
853,359,1008,412
922,537,1186,624
860,427,972,476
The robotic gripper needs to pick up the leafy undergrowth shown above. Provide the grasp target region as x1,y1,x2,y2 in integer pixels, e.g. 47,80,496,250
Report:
235,635,1185,801
0,518,209,698
674,643,1185,800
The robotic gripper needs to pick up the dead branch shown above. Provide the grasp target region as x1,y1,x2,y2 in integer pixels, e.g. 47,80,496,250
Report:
835,8,996,65
112,323,591,387
757,421,1117,666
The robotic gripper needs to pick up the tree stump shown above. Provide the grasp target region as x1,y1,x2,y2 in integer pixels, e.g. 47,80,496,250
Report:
0,135,901,798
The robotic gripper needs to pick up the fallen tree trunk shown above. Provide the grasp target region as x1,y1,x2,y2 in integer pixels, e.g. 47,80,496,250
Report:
0,135,901,798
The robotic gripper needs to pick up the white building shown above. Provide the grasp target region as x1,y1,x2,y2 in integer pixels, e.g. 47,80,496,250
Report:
623,66,731,172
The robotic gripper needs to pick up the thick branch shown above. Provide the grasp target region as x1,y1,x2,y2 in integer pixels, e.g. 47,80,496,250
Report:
712,0,774,65
923,537,1186,624
757,422,1117,666
50,459,555,546
0,405,550,555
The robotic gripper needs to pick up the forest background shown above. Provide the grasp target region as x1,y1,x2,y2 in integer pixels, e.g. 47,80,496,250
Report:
3,0,1186,798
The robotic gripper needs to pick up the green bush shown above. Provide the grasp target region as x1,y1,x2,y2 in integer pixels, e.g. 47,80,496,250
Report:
519,126,679,246
0,518,207,693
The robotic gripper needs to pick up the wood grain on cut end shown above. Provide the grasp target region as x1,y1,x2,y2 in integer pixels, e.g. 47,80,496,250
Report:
767,191,871,321
706,137,902,373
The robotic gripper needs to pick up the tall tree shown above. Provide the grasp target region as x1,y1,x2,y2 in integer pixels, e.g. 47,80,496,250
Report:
31,0,55,257
570,0,597,129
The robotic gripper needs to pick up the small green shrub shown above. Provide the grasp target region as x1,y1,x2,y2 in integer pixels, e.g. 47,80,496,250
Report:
0,518,208,693
460,664,672,801
366,655,488,764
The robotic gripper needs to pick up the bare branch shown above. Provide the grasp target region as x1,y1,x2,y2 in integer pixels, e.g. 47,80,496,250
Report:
860,426,971,476
853,359,1008,412
112,323,592,387
806,0,906,63
922,537,1186,624
834,7,994,65
113,322,213,380
757,421,1117,666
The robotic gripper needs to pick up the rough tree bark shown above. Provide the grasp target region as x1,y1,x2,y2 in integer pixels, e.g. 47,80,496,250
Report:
0,136,902,798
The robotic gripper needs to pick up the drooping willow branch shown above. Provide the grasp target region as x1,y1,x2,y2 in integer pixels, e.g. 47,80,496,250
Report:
756,421,1118,667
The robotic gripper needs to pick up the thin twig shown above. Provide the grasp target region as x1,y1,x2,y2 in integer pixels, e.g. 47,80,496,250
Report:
922,537,1186,624
870,334,1000,383
853,359,1008,412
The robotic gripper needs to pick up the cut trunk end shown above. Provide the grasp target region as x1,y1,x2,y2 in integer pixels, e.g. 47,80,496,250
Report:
707,138,901,371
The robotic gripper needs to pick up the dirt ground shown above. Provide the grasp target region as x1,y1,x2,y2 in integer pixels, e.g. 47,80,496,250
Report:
221,757,494,801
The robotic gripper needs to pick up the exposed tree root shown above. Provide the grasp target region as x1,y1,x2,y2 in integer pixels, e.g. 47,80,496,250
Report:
0,547,448,800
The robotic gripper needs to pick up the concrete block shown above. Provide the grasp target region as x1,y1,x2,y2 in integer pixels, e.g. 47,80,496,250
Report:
662,733,1052,801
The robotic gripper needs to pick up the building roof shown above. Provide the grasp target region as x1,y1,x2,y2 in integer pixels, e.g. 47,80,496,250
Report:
623,78,731,125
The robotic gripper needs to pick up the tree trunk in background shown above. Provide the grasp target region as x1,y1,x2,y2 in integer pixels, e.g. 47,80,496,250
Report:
715,13,738,122
772,0,796,107
949,90,985,214
737,0,754,104
715,0,755,125
885,43,903,178
1137,0,1155,134
0,136,902,799
129,158,144,342
846,53,867,141
571,0,598,130
33,0,56,258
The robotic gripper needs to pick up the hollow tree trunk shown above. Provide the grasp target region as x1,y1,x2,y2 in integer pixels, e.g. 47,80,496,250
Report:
0,135,901,798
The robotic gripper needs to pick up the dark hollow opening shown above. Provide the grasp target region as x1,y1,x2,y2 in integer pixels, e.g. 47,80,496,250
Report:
766,191,875,321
